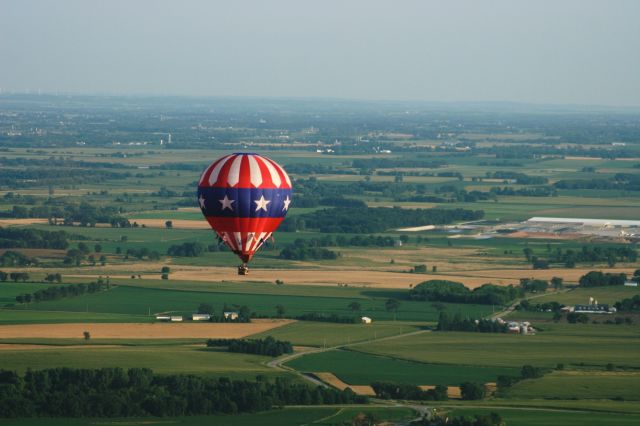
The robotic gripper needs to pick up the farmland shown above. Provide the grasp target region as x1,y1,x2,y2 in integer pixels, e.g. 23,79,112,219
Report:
0,95,639,424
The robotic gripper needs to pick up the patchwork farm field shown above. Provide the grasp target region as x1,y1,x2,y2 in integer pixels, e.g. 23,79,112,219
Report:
349,326,640,368
0,406,417,426
446,407,640,426
250,320,422,347
4,284,493,322
506,370,640,400
0,344,290,379
285,349,519,386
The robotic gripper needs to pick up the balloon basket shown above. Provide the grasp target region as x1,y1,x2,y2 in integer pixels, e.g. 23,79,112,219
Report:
237,265,249,275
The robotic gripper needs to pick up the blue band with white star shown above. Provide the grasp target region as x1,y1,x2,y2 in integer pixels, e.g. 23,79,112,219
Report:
197,187,292,218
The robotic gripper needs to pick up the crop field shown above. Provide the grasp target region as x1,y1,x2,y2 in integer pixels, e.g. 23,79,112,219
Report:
285,349,520,386
0,344,290,379
5,284,493,322
250,320,422,347
506,370,640,400
531,286,640,305
446,407,640,426
0,406,416,426
349,325,640,368
2,96,640,424
0,319,291,339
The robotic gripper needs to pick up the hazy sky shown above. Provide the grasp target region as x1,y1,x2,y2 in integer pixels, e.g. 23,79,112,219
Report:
1,0,639,106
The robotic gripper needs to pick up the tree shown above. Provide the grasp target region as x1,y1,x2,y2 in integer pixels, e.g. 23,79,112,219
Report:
94,244,102,253
0,271,7,281
161,266,171,274
83,331,91,340
385,298,400,320
99,255,107,266
275,304,286,318
551,276,563,290
523,247,533,261
78,242,90,255
165,220,173,229
348,301,362,312
460,382,486,400
197,303,214,315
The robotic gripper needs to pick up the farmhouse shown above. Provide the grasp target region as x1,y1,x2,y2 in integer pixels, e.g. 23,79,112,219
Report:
224,311,239,320
192,313,211,321
361,316,372,324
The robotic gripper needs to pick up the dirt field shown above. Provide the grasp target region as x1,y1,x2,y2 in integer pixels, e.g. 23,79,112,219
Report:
0,344,120,351
0,319,293,339
0,218,49,227
313,372,376,396
67,263,636,289
128,219,210,229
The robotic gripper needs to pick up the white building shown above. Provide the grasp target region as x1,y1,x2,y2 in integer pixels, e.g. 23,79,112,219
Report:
155,315,170,322
192,313,211,321
170,316,183,322
224,312,239,320
361,316,372,324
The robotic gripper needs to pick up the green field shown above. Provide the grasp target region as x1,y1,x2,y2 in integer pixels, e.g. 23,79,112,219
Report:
0,406,415,426
285,349,519,385
251,320,421,347
0,344,289,379
447,407,640,426
0,309,152,324
6,284,492,322
531,286,640,305
506,370,640,400
349,325,640,368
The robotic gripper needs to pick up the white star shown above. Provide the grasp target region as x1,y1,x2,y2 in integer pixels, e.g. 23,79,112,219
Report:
283,196,291,211
254,195,271,212
219,195,235,211
198,195,206,209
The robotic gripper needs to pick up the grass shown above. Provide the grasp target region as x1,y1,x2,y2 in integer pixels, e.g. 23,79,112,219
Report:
0,344,289,379
0,282,51,305
350,325,640,368
285,349,519,386
0,309,152,324
250,321,422,347
7,285,492,322
446,407,640,426
532,286,640,305
506,370,640,400
0,407,415,426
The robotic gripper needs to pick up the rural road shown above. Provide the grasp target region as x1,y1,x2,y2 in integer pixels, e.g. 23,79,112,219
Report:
489,287,572,320
266,328,430,386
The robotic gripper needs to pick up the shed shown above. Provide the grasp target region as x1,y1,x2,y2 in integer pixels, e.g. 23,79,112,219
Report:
170,316,183,322
361,316,372,324
192,313,211,321
624,281,638,287
155,315,170,322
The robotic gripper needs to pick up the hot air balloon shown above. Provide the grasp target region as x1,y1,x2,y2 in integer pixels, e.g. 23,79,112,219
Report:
197,153,292,275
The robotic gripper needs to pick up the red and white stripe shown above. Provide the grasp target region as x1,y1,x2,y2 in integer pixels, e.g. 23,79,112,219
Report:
199,153,292,189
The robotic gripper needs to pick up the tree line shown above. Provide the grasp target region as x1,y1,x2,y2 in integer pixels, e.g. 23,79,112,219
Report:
523,245,637,268
0,367,367,418
409,280,520,306
206,336,293,357
579,271,627,287
437,312,507,333
0,228,71,250
15,281,109,305
371,382,448,401
287,207,484,234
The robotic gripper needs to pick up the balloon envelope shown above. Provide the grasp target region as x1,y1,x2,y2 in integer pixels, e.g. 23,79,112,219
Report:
197,153,292,263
